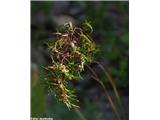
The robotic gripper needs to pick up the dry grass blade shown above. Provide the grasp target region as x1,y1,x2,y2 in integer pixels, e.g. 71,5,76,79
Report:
85,64,121,120
96,62,126,120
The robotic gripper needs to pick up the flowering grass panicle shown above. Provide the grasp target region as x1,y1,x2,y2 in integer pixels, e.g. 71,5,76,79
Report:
44,21,97,109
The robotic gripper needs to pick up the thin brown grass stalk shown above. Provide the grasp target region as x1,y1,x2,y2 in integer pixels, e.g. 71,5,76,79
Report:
96,62,121,104
95,62,126,120
85,64,121,120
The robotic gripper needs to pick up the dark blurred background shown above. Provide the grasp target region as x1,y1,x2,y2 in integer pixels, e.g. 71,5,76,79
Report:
31,1,129,120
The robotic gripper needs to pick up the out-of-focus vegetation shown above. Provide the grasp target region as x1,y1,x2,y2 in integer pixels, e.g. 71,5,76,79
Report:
31,1,128,120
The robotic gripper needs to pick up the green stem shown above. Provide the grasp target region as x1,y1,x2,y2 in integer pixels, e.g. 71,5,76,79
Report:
74,107,87,120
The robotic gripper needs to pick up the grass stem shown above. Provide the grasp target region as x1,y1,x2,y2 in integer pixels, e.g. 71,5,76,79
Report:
85,64,121,120
74,107,87,120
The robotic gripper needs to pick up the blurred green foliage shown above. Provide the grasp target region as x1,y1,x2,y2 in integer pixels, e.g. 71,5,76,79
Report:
31,80,46,117
31,1,53,17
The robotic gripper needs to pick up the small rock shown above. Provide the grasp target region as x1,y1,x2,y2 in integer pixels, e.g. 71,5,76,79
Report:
52,15,75,26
